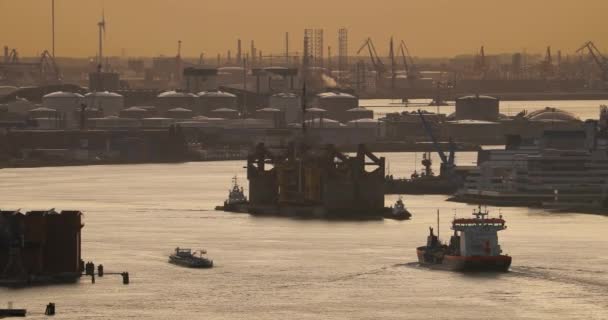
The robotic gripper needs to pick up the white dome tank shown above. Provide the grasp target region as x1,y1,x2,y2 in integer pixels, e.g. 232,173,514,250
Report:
84,91,124,116
197,91,238,116
156,91,197,114
42,91,84,126
316,92,358,123
269,93,301,125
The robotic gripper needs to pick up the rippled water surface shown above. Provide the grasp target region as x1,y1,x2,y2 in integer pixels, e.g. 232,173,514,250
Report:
1,151,607,319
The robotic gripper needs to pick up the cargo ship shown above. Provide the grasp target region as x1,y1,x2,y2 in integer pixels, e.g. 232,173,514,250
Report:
416,206,511,272
169,248,213,268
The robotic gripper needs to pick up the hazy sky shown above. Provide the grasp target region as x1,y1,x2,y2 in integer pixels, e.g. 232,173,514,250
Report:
1,0,606,58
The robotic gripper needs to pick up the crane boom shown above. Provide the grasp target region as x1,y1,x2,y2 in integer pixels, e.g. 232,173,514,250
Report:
577,41,608,80
399,40,419,79
417,109,448,164
357,38,386,74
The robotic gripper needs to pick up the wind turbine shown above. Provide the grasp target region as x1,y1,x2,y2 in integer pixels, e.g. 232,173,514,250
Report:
97,9,106,71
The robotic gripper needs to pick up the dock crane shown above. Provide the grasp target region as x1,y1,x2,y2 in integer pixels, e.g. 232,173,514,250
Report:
399,40,420,80
40,50,61,82
540,46,554,79
474,46,487,78
576,41,608,81
417,109,455,177
356,37,386,76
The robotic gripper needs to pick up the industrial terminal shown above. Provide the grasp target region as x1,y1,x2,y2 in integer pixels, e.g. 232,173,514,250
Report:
1,1,608,318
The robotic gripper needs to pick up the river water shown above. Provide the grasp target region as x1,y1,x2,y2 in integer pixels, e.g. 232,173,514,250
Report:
0,150,606,319
363,99,608,120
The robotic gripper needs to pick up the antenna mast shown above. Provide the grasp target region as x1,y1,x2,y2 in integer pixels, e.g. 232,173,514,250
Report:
51,0,55,57
97,9,106,71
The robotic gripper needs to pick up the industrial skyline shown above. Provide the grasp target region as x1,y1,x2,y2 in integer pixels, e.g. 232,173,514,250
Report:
1,0,607,58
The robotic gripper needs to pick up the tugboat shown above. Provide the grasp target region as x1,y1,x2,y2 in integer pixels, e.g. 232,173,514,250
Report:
416,206,511,272
388,196,412,220
215,176,249,213
169,247,213,268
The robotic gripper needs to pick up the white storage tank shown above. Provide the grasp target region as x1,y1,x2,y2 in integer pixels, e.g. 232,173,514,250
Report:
120,107,150,119
5,97,34,115
88,115,141,130
84,91,124,116
345,107,374,122
316,92,358,123
227,118,274,129
269,93,301,125
141,117,175,128
346,118,380,128
304,118,343,128
156,91,197,114
166,107,194,119
210,107,239,119
42,91,84,126
29,107,59,119
0,86,18,96
197,91,238,116
455,95,499,121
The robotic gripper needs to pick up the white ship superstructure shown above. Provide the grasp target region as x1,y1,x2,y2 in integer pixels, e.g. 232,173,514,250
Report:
457,120,608,209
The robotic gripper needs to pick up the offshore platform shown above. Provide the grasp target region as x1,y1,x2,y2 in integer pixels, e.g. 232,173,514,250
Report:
246,142,388,219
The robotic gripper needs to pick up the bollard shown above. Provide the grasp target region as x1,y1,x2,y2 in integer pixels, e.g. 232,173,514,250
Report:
45,303,55,316
85,262,94,276
97,264,104,277
91,273,95,284
121,272,129,285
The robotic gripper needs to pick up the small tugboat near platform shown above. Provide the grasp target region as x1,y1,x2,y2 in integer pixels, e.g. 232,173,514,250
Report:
215,176,249,213
417,206,511,272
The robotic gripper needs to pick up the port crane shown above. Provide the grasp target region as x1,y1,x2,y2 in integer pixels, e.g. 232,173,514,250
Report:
474,46,487,79
417,109,455,177
540,46,554,79
39,50,61,82
0,48,61,84
399,40,420,80
576,41,608,81
356,38,386,76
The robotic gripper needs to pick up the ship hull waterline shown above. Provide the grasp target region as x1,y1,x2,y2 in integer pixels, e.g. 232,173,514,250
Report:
416,248,512,272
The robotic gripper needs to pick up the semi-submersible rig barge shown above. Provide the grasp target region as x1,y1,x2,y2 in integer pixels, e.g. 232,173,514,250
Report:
243,141,397,220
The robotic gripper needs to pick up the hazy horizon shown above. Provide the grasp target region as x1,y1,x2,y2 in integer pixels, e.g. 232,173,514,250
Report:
1,0,607,59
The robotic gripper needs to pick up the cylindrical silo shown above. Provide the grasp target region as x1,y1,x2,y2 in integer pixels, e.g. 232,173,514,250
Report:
84,91,124,116
197,91,238,116
269,93,301,125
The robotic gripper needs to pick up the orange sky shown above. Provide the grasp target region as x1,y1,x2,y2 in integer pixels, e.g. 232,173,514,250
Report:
1,0,607,58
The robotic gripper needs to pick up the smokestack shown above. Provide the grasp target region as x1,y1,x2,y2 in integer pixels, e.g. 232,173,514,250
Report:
237,39,241,62
250,40,255,65
285,32,289,64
